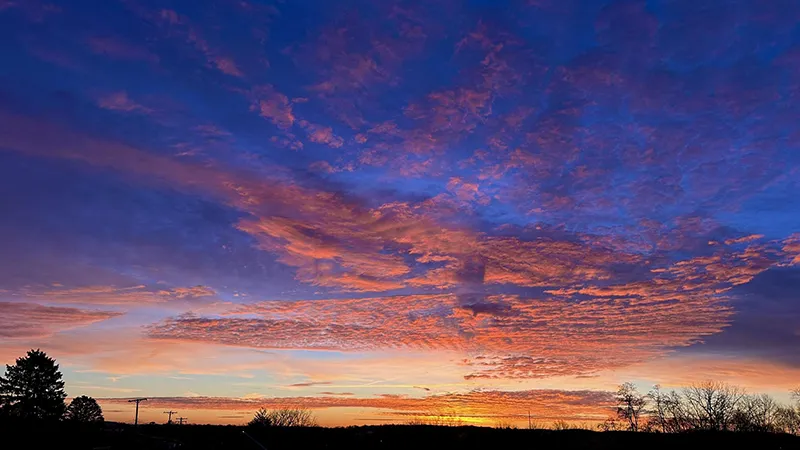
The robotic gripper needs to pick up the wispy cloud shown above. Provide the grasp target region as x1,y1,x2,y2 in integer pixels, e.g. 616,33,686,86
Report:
97,92,152,114
13,284,217,305
0,302,122,338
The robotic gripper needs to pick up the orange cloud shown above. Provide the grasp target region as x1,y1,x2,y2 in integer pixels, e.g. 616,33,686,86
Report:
148,277,731,379
782,234,800,265
724,234,766,245
12,284,216,305
98,388,613,423
158,285,217,299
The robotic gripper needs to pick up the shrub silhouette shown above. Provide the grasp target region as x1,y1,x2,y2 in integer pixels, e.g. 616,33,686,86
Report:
249,407,318,427
64,395,104,423
0,349,66,421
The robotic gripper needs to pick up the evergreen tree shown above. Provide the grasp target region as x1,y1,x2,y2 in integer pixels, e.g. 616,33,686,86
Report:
65,395,104,423
0,349,67,421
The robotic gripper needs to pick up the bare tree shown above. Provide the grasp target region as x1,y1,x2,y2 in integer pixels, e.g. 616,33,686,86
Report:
406,407,465,426
776,405,800,435
645,383,800,434
551,419,573,430
493,419,517,429
615,382,647,431
649,385,702,433
682,381,744,431
598,417,620,431
249,407,318,427
732,394,780,432
774,388,800,435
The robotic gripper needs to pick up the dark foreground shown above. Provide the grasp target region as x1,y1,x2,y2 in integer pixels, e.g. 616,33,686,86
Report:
5,423,800,450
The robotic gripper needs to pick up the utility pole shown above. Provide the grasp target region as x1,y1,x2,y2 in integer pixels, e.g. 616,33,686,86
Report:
164,410,177,424
128,398,148,426
528,410,532,430
177,417,188,425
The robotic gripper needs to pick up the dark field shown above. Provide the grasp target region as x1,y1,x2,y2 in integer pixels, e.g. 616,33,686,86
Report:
6,423,800,450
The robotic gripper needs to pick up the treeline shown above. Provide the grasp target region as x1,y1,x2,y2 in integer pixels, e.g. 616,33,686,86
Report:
605,381,800,434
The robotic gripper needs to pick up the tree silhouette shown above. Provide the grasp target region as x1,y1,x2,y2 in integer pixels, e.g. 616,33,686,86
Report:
615,382,647,431
682,381,744,431
64,395,104,423
0,349,66,421
249,407,318,427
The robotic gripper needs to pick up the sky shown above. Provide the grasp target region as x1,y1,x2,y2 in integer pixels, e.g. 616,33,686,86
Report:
1,0,799,427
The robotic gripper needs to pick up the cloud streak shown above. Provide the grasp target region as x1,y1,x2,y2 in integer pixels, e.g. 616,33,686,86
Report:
99,388,614,422
0,302,122,339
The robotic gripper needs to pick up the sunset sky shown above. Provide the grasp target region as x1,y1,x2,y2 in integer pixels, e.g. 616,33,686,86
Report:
1,0,799,427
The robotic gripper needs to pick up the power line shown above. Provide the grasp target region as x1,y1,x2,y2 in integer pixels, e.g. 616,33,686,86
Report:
128,398,148,426
242,430,267,450
164,410,177,424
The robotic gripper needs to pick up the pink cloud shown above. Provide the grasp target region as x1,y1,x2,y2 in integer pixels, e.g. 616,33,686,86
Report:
250,85,296,129
149,269,734,379
303,124,344,148
86,36,159,63
0,302,122,338
211,56,243,77
1,111,792,299
131,7,245,78
97,92,151,114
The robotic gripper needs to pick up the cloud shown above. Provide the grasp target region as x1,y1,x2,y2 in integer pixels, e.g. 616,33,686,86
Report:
0,109,794,301
303,123,344,148
86,36,159,63
288,381,332,387
249,85,296,129
148,265,737,379
193,124,231,138
155,9,244,77
12,284,217,305
0,302,122,338
446,177,490,206
783,235,800,266
97,92,151,114
0,328,278,377
159,285,217,299
210,56,243,77
98,388,614,422
309,161,336,173
725,235,766,246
